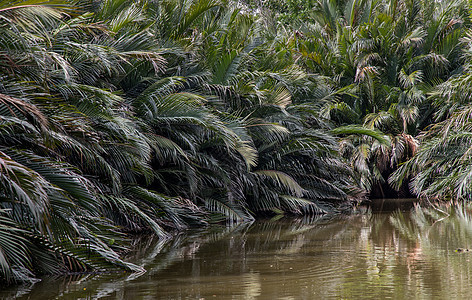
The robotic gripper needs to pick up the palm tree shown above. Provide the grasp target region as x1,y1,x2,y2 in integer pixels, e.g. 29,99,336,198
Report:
283,0,470,197
0,0,369,284
0,0,207,282
389,54,472,200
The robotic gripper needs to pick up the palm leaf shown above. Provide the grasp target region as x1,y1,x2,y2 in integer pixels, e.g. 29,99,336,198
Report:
254,170,305,197
331,125,391,145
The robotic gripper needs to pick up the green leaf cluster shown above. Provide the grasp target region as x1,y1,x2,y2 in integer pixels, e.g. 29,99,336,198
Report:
0,0,361,283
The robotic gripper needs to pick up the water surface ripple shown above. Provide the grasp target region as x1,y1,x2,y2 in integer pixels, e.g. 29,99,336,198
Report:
3,204,472,299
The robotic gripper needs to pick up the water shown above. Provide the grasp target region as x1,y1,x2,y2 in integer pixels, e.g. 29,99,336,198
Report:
3,202,472,299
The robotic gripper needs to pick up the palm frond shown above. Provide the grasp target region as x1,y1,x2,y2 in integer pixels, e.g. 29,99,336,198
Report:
331,125,391,145
254,170,305,197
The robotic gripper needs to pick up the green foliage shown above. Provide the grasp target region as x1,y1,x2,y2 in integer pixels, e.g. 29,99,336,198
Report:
8,0,472,285
0,0,363,284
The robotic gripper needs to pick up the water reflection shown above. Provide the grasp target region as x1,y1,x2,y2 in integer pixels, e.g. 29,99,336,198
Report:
4,204,472,299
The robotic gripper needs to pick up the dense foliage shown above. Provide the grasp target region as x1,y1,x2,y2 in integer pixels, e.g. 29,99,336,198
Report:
0,0,360,283
2,0,472,284
284,0,472,198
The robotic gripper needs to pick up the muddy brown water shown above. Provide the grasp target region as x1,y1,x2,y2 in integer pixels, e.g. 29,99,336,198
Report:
3,200,472,299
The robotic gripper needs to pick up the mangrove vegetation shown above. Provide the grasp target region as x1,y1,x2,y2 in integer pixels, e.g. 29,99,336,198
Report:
2,0,472,284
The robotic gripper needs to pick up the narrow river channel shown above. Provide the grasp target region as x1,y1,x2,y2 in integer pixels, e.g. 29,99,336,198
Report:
3,200,472,299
